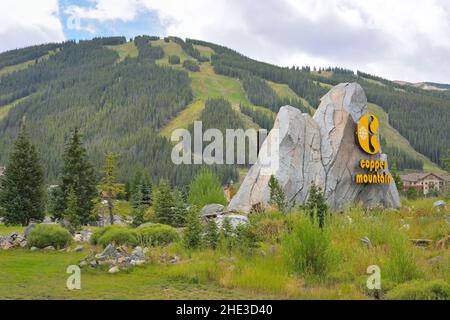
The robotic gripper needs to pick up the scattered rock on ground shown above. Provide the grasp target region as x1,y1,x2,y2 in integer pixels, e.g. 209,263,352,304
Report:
201,204,225,218
43,246,55,251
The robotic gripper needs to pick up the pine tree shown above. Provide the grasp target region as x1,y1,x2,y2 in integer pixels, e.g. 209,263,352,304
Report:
205,219,219,249
306,183,328,229
154,181,175,225
0,125,45,226
53,128,97,225
64,188,81,230
183,207,203,249
172,188,188,227
97,153,125,225
268,175,287,212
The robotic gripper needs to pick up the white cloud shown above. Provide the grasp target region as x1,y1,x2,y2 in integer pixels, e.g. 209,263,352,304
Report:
0,0,65,52
2,0,450,83
141,0,450,83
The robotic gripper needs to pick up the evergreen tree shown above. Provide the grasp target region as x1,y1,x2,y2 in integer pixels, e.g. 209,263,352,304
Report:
183,207,203,249
221,217,235,253
0,125,45,226
97,153,125,225
53,128,97,224
64,188,81,230
205,219,219,249
306,184,328,229
172,188,188,227
268,175,287,212
154,181,175,225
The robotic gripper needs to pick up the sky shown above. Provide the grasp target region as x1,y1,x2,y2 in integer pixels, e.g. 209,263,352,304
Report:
1,0,450,84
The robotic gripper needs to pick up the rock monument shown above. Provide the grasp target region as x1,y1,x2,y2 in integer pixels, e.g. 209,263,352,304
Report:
228,82,401,213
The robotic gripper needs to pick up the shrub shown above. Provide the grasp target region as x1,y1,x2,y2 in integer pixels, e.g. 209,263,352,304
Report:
384,234,420,284
386,280,450,300
92,225,139,247
253,218,284,243
137,224,179,246
168,55,180,64
27,224,72,249
282,214,335,277
182,59,200,72
268,175,287,213
188,169,227,208
90,225,122,245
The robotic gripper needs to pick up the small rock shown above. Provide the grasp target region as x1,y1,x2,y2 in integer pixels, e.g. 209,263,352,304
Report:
72,245,84,253
30,246,39,251
108,266,120,273
432,200,446,209
360,236,372,249
130,259,146,266
200,204,225,217
400,224,410,231
410,239,433,247
79,261,88,268
43,246,55,251
169,255,180,264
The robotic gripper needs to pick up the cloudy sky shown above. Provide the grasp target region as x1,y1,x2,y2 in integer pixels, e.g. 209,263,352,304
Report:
1,0,450,83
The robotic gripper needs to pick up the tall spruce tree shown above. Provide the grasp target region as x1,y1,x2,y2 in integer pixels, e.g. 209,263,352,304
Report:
52,128,97,224
0,125,45,225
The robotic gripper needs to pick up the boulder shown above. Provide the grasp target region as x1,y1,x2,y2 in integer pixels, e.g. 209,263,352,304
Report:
433,200,445,209
215,214,249,229
228,82,401,213
200,204,225,217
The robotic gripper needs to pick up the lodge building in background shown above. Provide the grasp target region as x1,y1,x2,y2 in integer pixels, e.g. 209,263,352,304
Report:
400,172,450,195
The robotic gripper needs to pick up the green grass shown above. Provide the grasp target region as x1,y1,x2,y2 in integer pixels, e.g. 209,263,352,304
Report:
1,198,447,299
368,103,444,173
105,42,138,63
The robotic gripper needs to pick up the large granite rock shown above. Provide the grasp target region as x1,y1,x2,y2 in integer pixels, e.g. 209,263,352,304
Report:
228,82,401,213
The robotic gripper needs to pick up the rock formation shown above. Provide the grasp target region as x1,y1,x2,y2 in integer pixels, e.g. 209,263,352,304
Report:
228,82,401,213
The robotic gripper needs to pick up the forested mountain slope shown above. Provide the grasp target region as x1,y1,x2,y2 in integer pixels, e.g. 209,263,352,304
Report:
0,36,447,187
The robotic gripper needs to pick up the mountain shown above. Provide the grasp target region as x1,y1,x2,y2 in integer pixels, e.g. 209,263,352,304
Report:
394,80,450,91
0,36,448,187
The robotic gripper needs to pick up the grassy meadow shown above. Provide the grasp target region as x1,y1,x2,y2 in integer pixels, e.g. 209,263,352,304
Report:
1,197,448,300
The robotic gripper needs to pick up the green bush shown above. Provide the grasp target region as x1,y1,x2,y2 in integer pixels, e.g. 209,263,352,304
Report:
386,280,450,300
282,214,336,277
137,224,179,246
168,55,180,65
92,226,139,247
90,225,123,245
27,224,72,249
384,234,420,284
188,169,227,208
182,59,200,72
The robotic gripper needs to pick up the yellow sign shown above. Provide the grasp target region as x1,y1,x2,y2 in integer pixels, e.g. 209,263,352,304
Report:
357,114,380,154
355,114,391,185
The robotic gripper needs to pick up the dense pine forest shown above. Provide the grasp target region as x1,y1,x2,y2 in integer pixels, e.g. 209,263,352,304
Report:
0,35,448,190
